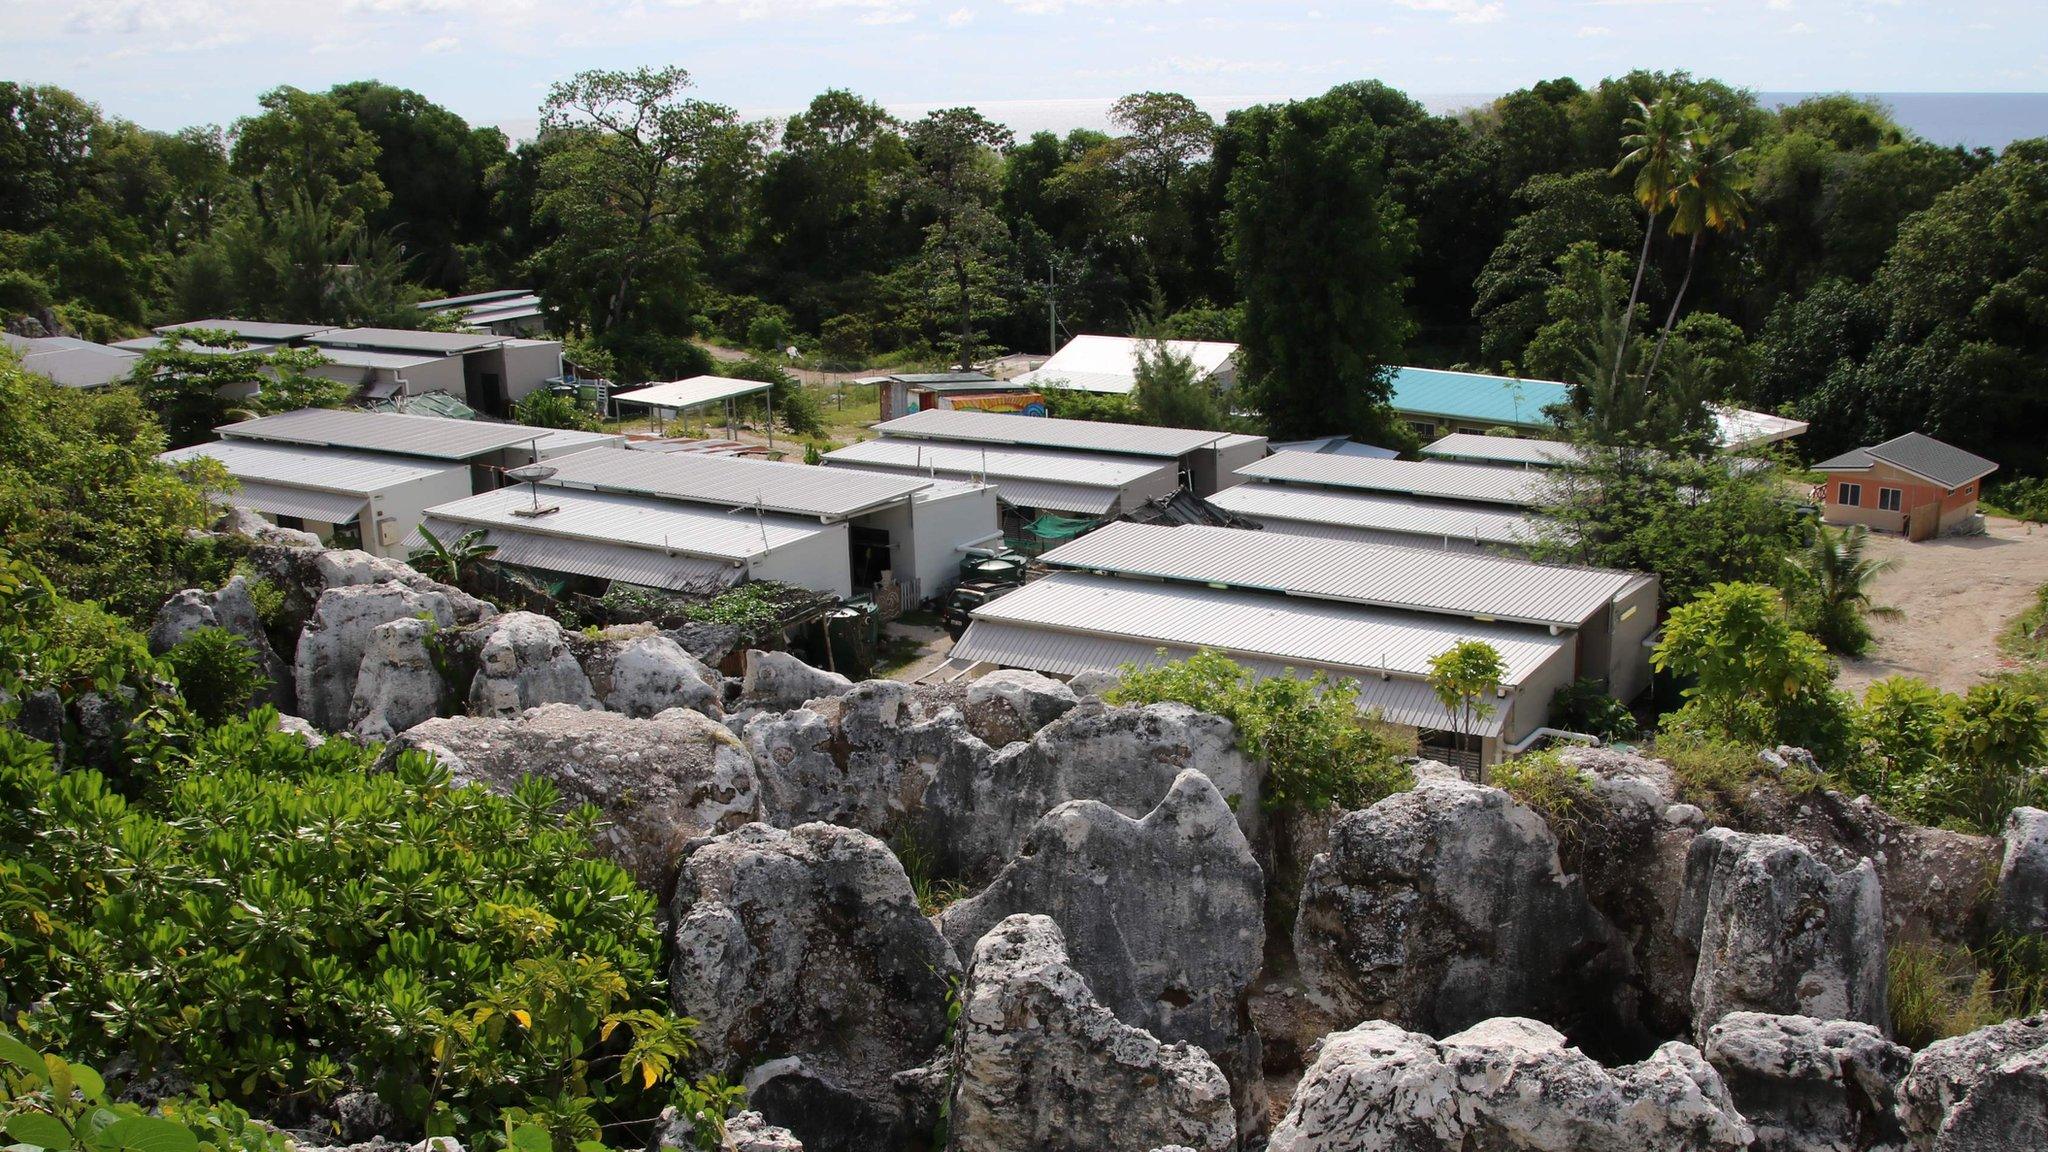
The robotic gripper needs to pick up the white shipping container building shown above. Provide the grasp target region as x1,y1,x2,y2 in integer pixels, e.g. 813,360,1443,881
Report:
866,407,1269,497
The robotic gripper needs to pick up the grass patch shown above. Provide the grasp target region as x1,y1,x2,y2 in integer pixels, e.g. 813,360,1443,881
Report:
1890,941,2005,1049
892,832,968,916
1999,583,2048,661
1494,750,1596,865
1653,732,1831,824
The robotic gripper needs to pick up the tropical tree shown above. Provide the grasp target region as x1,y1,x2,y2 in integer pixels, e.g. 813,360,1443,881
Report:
1130,340,1232,429
1652,581,1855,759
1644,108,1752,379
902,108,1014,369
1610,94,1688,385
1428,640,1506,776
407,524,498,585
228,86,387,225
1783,524,1900,654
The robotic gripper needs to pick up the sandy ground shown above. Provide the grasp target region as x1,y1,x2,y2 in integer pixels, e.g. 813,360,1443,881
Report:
1833,516,2048,696
876,620,956,683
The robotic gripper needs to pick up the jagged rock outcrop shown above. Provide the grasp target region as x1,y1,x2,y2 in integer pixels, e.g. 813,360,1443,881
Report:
740,650,854,712
963,670,1077,746
1677,828,1887,1039
1267,1016,1752,1151
465,612,596,717
923,701,1266,883
742,680,986,833
215,505,321,549
1065,668,1122,698
294,582,465,731
385,704,758,888
1702,1012,1910,1152
935,771,1265,1139
1898,1013,2048,1152
652,1107,805,1152
347,617,446,741
578,632,722,719
942,914,1237,1152
669,822,956,1152
148,575,290,708
1293,777,1624,1039
1996,807,2048,937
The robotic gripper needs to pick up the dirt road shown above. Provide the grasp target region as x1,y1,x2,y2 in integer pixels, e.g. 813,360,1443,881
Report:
1834,516,2048,696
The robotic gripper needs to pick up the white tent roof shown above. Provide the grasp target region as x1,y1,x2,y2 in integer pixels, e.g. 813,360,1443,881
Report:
1013,335,1239,396
1713,406,1809,449
613,376,775,410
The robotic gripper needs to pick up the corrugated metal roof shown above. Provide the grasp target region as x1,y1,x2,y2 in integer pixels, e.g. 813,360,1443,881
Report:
613,376,776,410
110,336,270,356
546,445,931,519
1237,454,1556,508
225,481,370,524
874,407,1236,458
217,408,554,460
417,518,743,595
1040,522,1644,627
822,460,1117,515
308,328,507,355
1272,436,1400,459
1421,433,1584,468
1389,367,1569,427
422,483,827,562
417,289,533,310
1713,405,1809,449
160,439,461,494
951,620,1502,736
7,341,141,388
1010,335,1238,396
825,438,1175,489
530,428,626,455
1205,483,1549,547
968,571,1569,686
311,347,445,371
156,319,335,342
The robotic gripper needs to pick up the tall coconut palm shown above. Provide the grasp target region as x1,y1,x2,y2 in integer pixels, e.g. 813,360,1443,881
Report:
1784,524,1899,655
1609,94,1688,388
1644,110,1752,382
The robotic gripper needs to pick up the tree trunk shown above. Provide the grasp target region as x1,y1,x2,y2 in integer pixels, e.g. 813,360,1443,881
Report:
1644,232,1702,385
953,243,973,371
1611,205,1658,388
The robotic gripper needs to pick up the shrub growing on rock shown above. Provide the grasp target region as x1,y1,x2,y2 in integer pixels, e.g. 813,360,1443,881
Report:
1106,651,1410,812
162,625,266,727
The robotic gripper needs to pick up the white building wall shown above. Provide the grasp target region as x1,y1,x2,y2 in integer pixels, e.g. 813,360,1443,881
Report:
492,341,565,404
746,521,854,601
362,466,476,558
856,486,1002,604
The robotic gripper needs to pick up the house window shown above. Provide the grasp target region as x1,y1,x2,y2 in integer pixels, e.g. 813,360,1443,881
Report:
1838,482,1862,507
1878,487,1902,512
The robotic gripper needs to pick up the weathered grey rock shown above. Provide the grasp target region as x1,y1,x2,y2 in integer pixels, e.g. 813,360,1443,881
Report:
963,669,1077,746
1898,1013,2048,1152
739,650,853,712
1066,669,1121,698
274,714,325,748
1266,1016,1753,1152
1676,828,1887,1040
1703,1012,1910,1152
294,582,462,731
943,914,1237,1152
346,617,447,741
669,822,956,1152
1293,777,1624,1038
386,704,758,888
923,701,1266,883
651,1107,804,1152
149,576,289,709
465,612,596,717
935,771,1265,1140
1996,807,2048,937
742,680,983,833
215,505,321,549
582,633,721,719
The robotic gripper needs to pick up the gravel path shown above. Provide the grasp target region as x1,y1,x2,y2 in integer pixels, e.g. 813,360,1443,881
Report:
1833,516,2048,696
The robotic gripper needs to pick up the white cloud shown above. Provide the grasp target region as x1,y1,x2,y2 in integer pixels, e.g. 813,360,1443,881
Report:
1577,24,1611,36
1785,20,1812,33
1394,0,1504,26
423,34,460,51
945,6,972,25
1766,0,1793,9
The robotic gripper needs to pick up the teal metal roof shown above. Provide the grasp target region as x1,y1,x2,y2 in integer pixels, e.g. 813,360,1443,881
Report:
1389,368,1569,428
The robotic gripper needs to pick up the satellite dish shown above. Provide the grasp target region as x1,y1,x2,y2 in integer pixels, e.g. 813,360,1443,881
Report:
505,462,560,518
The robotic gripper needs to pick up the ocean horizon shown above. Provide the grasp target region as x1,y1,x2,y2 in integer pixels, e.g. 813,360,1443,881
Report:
491,91,2048,151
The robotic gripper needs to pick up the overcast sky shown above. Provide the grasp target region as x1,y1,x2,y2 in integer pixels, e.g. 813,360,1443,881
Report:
7,0,2046,133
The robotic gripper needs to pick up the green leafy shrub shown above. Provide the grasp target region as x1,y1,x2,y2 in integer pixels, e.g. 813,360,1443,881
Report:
0,1028,293,1152
0,718,703,1147
513,391,604,432
162,627,265,728
1493,750,1596,862
1548,678,1640,740
1106,651,1411,812
1888,941,2004,1050
1654,730,1828,824
1652,581,1857,764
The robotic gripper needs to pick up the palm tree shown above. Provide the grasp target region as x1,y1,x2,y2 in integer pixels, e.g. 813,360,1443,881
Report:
1784,524,1899,654
408,525,498,586
1644,110,1751,382
1610,94,1687,388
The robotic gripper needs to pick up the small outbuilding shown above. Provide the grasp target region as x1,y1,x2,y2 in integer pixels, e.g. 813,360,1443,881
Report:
1010,334,1240,397
161,438,472,557
866,407,1267,497
1814,432,1997,539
